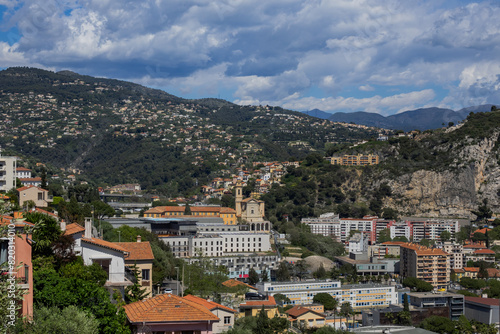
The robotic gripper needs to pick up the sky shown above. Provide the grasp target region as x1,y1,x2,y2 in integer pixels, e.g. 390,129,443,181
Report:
0,0,499,116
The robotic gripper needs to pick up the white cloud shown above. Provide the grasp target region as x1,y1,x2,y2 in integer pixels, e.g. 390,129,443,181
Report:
0,0,498,114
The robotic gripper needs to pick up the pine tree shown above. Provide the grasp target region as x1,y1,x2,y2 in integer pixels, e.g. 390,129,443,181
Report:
125,265,148,303
248,267,259,285
184,203,192,215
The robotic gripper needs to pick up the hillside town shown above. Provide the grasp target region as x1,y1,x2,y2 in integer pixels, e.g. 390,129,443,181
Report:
1,149,499,334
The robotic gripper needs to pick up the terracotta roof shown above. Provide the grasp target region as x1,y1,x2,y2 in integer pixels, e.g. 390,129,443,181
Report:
465,296,500,307
486,268,500,278
222,279,257,291
34,208,59,219
124,294,220,324
64,223,85,236
473,228,492,234
400,243,448,256
19,177,42,182
452,268,465,273
463,267,480,272
241,198,263,203
474,249,495,255
464,244,486,249
16,167,31,171
115,241,154,261
240,296,277,308
286,306,325,318
81,237,128,254
380,241,406,245
220,207,236,214
0,215,34,227
183,295,237,313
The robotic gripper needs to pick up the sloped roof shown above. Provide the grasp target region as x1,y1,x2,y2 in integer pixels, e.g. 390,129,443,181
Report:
463,267,480,272
465,296,500,307
400,243,448,256
183,295,237,313
124,294,219,324
116,241,154,261
473,249,495,255
81,237,128,254
286,305,325,318
239,296,277,308
64,223,85,236
222,279,257,291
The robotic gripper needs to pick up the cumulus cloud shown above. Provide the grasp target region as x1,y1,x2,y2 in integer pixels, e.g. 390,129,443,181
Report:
0,0,498,114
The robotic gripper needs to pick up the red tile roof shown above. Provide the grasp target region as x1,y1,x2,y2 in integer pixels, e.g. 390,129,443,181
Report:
240,296,277,308
124,294,220,323
64,223,85,236
16,167,31,171
474,249,495,255
115,242,154,261
34,208,59,219
183,295,237,313
463,267,480,272
222,279,257,291
400,243,448,256
286,305,325,318
465,296,500,307
81,237,128,254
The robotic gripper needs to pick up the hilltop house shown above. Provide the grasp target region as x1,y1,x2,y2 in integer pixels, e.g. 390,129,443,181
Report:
17,185,51,208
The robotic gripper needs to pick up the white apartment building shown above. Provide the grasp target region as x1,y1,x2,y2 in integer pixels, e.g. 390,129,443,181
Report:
160,232,271,258
257,281,397,310
389,222,411,240
302,214,378,243
438,242,464,269
409,220,459,242
0,154,17,192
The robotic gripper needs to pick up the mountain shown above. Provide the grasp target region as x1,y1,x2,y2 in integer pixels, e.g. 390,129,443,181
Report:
0,67,379,195
301,109,332,119
328,105,495,131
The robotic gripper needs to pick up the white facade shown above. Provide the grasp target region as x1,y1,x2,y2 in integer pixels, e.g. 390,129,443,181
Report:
80,239,127,284
389,222,411,240
161,232,271,258
409,220,459,242
349,233,369,253
0,155,17,192
16,167,32,178
439,242,464,269
257,281,397,310
302,214,378,243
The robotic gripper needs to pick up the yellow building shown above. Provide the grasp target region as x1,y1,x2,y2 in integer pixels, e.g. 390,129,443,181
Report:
239,296,279,318
144,206,237,225
328,154,379,166
286,305,347,329
116,236,155,297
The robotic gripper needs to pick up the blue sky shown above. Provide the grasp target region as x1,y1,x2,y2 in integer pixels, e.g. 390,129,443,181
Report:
0,0,499,116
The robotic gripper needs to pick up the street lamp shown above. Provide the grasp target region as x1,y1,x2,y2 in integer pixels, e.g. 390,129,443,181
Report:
175,267,179,296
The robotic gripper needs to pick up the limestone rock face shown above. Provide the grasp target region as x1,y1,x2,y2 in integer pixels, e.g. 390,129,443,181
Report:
384,131,499,218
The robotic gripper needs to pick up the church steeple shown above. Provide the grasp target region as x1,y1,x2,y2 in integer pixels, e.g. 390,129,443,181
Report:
235,180,243,217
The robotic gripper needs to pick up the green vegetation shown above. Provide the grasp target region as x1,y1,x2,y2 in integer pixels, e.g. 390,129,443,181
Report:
420,315,497,334
402,277,433,292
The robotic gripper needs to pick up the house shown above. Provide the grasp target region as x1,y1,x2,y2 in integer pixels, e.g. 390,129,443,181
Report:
222,279,258,292
116,236,155,297
17,185,52,208
65,218,131,292
463,267,479,279
16,167,32,178
286,305,328,329
184,295,237,333
0,215,34,318
239,295,279,318
19,177,42,187
123,293,219,334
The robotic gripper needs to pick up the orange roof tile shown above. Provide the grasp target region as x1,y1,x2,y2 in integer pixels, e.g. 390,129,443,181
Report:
0,215,34,228
64,223,85,236
474,249,495,255
34,208,59,219
464,244,486,249
81,237,128,253
486,268,500,277
400,243,448,256
464,267,480,272
240,296,277,308
16,167,31,171
380,241,406,245
19,177,42,182
222,279,257,291
116,241,154,261
286,306,325,318
473,228,492,234
183,295,237,313
124,294,219,324
220,207,236,214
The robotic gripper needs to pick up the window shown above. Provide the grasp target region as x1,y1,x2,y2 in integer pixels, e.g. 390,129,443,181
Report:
92,259,111,278
142,269,150,281
224,316,231,324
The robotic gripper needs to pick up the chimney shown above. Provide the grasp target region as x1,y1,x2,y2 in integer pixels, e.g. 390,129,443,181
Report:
60,220,66,231
84,217,92,239
137,235,142,243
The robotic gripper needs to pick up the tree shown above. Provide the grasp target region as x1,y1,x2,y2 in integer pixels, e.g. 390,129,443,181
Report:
382,207,398,220
440,230,451,242
91,200,115,220
419,316,455,334
378,228,391,243
471,199,493,223
313,263,328,279
124,265,148,303
276,262,290,281
261,269,269,282
40,167,47,190
313,293,337,310
402,277,433,292
256,307,271,334
248,267,259,285
24,211,63,256
17,305,100,334
340,302,354,330
184,203,192,215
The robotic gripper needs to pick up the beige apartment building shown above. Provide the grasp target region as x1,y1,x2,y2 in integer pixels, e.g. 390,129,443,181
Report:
328,154,379,166
400,243,449,290
0,154,17,192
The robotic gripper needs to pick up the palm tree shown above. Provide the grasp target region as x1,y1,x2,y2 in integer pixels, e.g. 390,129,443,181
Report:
332,297,339,329
340,302,353,330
